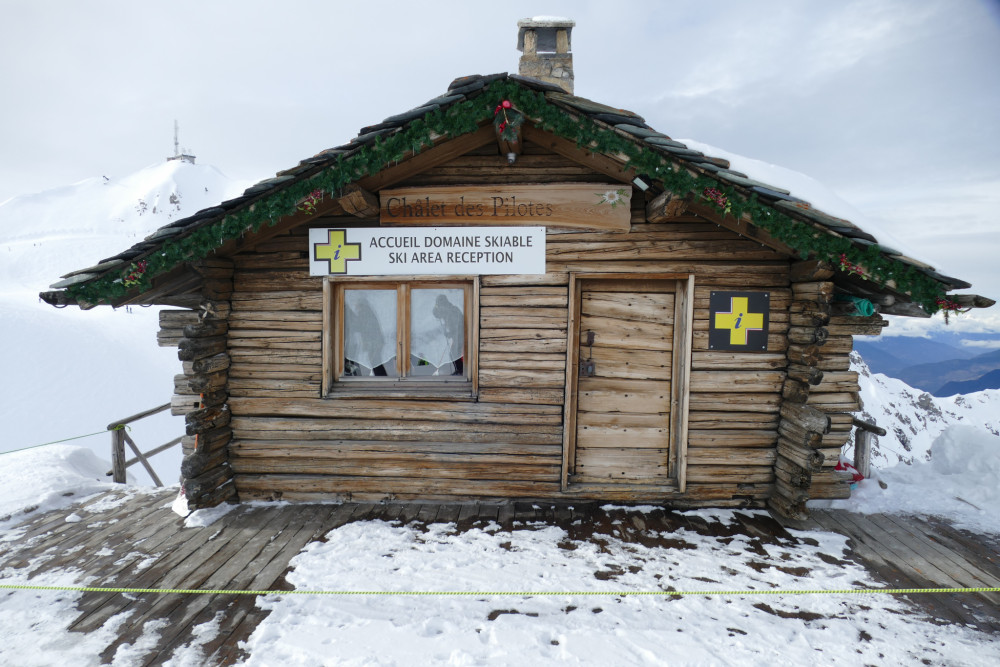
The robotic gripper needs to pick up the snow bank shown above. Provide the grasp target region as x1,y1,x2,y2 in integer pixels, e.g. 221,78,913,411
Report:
0,445,117,529
825,426,1000,534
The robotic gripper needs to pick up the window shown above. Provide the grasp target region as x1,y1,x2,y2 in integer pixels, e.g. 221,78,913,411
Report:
324,279,477,397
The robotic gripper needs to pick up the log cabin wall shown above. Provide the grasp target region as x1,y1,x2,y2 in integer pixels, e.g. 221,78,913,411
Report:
161,259,237,508
223,140,793,506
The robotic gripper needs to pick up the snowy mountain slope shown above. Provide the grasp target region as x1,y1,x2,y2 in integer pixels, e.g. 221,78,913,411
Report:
0,160,246,484
0,160,237,296
849,351,1000,467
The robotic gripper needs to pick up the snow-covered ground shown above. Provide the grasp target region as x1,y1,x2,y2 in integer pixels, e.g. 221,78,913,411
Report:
1,445,999,665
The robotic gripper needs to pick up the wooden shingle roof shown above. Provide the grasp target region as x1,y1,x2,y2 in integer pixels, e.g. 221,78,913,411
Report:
40,73,992,315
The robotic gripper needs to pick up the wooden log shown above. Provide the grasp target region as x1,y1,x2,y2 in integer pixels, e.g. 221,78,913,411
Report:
781,378,810,403
194,426,233,455
811,371,860,393
188,352,231,375
188,370,228,393
790,281,834,300
779,402,831,434
787,326,829,346
181,465,233,499
174,374,195,395
789,260,835,282
768,493,808,521
645,190,691,222
774,455,811,487
185,475,237,509
786,344,820,366
775,477,809,504
339,184,380,218
178,336,228,362
185,405,232,436
156,329,184,347
816,336,853,355
171,394,204,416
777,439,824,471
786,363,824,386
159,310,201,328
183,319,228,338
808,482,852,500
201,278,233,300
686,448,776,465
778,420,824,448
789,300,831,316
807,392,861,412
789,311,831,328
181,448,229,479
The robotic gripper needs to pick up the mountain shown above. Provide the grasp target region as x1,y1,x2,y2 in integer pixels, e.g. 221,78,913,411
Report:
937,368,1000,397
895,348,1000,395
0,159,246,484
853,336,976,378
850,351,1000,468
0,159,240,296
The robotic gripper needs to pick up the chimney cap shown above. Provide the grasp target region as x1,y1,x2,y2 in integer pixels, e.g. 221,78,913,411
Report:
517,17,575,52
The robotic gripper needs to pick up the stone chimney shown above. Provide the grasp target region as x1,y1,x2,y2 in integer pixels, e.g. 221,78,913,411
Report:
517,17,574,94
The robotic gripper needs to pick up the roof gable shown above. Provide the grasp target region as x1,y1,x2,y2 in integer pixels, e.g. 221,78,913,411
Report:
41,73,989,315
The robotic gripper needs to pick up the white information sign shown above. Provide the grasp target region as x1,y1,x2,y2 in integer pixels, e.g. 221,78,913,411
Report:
308,227,546,276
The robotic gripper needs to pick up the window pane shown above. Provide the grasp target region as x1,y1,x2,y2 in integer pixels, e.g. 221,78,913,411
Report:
343,289,398,377
410,288,465,377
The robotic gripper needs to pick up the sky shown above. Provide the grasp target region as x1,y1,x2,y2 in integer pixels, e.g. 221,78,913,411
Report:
1,0,999,333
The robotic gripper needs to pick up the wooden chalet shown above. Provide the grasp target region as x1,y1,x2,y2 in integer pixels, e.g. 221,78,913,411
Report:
41,19,993,519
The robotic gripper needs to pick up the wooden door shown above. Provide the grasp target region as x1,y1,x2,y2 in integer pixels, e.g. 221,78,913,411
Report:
570,278,677,487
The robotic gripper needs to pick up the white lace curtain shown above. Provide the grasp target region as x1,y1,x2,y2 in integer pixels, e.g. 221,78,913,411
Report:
343,288,463,376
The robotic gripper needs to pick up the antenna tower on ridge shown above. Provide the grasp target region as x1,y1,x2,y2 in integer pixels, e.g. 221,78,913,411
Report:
167,120,196,164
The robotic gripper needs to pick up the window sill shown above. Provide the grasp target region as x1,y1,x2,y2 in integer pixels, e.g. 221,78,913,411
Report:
325,382,477,402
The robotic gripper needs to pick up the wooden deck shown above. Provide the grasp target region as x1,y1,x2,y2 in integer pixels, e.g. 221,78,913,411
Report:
1,489,998,664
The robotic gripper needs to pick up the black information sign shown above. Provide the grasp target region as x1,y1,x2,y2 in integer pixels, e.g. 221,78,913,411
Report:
709,291,770,351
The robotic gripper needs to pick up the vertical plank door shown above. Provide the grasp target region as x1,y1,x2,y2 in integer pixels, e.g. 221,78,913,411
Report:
571,279,675,486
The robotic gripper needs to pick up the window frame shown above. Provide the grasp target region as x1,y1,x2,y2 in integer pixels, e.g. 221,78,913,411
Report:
322,276,479,399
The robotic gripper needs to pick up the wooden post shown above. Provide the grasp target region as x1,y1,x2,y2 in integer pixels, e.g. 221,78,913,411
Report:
854,430,873,479
111,427,126,483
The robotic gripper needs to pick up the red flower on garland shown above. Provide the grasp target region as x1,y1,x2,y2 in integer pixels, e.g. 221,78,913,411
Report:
493,99,523,141
701,187,732,215
122,260,148,288
838,253,866,278
935,297,970,323
297,189,324,215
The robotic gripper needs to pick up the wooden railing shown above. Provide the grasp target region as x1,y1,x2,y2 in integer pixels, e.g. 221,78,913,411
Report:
108,403,182,486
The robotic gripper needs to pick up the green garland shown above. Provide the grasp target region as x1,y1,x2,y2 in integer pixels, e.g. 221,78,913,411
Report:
66,78,948,312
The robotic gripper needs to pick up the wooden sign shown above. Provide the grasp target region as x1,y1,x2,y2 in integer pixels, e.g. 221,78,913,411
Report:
379,183,632,232
709,291,770,351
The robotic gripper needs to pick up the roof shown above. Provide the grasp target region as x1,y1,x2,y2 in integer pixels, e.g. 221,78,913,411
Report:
40,72,992,315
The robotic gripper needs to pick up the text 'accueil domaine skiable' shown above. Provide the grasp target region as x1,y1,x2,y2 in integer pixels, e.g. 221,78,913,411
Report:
308,227,546,276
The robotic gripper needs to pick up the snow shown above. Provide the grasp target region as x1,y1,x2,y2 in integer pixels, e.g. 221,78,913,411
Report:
810,354,1000,534
0,445,118,530
679,138,935,267
235,516,994,666
0,159,247,484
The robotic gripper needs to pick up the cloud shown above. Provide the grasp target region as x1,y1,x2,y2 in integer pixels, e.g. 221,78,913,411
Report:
961,339,1000,349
